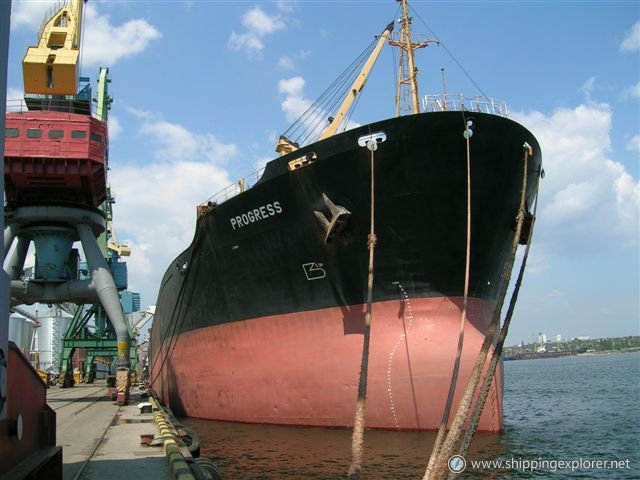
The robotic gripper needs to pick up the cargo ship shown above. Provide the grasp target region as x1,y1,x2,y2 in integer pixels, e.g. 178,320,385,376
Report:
149,1,541,432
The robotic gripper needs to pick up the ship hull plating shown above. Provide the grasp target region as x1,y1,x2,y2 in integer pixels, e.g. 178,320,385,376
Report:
150,111,541,432
154,297,503,431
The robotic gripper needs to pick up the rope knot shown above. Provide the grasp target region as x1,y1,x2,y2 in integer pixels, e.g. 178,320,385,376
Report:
367,233,377,249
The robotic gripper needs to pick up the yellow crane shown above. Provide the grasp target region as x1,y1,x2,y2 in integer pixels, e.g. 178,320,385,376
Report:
275,21,394,156
317,22,394,141
22,0,85,96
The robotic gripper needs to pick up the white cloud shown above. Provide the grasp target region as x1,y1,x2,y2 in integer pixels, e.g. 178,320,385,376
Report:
242,7,285,36
512,102,640,254
620,82,640,101
579,76,596,100
82,3,161,67
109,114,237,306
123,105,155,121
5,87,25,112
108,115,122,140
139,120,238,164
228,31,264,58
10,0,55,31
627,134,640,152
276,0,297,13
278,76,305,97
547,289,565,298
519,245,550,275
253,156,272,171
281,95,313,124
229,6,287,59
277,56,295,70
277,76,360,142
110,159,231,305
620,21,640,52
276,50,312,70
278,76,311,123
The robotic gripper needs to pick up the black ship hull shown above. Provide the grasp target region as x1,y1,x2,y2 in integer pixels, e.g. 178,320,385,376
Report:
150,111,541,431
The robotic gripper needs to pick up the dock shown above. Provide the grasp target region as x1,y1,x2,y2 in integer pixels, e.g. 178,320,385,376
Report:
48,382,170,480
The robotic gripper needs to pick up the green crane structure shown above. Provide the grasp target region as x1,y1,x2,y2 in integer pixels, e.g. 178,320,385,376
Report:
59,67,140,387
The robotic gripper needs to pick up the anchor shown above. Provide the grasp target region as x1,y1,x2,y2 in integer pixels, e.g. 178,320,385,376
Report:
314,193,351,244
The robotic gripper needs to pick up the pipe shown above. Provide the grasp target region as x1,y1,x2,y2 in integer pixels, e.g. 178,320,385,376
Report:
5,236,30,280
76,223,130,367
10,279,97,305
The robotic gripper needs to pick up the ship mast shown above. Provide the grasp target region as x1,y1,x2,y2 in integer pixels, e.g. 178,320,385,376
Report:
389,0,435,116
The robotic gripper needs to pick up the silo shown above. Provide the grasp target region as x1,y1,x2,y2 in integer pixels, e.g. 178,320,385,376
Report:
8,315,34,354
36,308,72,373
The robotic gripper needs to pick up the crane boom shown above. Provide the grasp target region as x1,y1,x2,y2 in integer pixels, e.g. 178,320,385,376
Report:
317,21,394,141
22,0,85,96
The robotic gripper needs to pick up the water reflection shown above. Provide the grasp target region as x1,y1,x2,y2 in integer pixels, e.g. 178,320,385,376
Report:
182,354,640,479
183,417,506,479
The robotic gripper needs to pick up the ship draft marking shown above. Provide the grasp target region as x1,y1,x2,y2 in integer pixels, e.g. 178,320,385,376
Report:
302,262,326,281
230,201,283,230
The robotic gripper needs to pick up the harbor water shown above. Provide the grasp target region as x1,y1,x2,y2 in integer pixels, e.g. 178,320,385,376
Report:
184,352,639,478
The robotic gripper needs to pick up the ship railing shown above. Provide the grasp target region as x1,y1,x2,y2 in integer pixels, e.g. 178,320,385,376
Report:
202,166,267,207
6,95,96,118
36,0,69,42
6,98,30,113
421,94,510,117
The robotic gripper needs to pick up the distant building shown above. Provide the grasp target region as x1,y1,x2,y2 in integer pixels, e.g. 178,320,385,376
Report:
538,332,547,345
575,336,591,341
556,334,562,342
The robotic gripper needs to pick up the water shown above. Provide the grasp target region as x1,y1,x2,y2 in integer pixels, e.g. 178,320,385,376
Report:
184,352,639,478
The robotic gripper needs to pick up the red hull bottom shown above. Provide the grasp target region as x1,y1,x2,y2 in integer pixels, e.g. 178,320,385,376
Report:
152,295,503,432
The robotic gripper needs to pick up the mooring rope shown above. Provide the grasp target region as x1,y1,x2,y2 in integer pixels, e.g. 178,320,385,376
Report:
424,118,474,478
453,146,539,471
148,220,206,387
427,144,533,479
347,140,378,480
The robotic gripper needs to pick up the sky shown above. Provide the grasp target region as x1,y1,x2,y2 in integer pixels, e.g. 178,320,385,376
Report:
4,0,639,345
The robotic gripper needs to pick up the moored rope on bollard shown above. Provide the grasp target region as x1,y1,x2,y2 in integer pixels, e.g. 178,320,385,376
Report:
425,115,474,478
427,144,534,479
347,139,378,480
149,394,222,480
451,147,540,476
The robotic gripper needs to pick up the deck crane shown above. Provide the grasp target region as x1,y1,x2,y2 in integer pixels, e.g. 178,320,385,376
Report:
274,3,436,155
3,0,135,396
275,21,394,156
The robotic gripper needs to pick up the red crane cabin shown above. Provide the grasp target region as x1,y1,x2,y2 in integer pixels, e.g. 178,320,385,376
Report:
4,109,108,207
